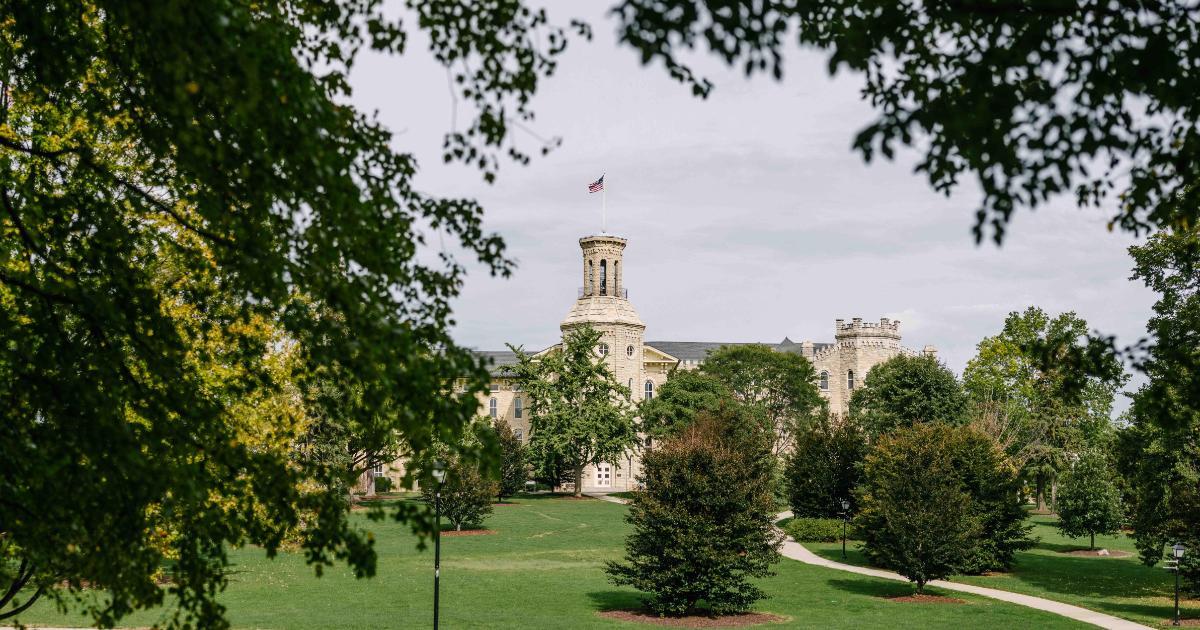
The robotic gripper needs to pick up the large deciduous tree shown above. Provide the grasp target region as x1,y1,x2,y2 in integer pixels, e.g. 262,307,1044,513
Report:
1115,228,1200,591
510,326,638,497
700,344,825,456
638,369,730,441
785,415,866,518
963,307,1123,510
849,354,967,438
0,1,584,626
611,1,1200,243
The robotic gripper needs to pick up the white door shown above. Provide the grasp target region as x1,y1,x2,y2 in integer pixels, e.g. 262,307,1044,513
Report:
596,463,612,488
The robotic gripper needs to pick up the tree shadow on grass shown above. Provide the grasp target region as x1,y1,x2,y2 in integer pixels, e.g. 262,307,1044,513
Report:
1087,598,1200,622
825,577,918,599
994,551,1168,600
588,590,647,613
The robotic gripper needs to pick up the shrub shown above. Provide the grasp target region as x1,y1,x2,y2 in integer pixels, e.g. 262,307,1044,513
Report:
494,419,529,500
786,417,866,518
856,425,980,593
783,518,853,543
605,411,783,616
1056,449,1124,549
374,476,393,493
421,454,498,531
857,424,1033,590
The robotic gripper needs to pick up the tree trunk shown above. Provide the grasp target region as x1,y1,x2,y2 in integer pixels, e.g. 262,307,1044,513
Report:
915,580,925,595
1090,532,1095,550
574,464,584,498
1036,473,1045,511
1050,478,1057,512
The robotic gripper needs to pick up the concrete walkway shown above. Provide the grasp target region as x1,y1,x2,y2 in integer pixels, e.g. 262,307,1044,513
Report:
584,492,630,505
774,511,1151,630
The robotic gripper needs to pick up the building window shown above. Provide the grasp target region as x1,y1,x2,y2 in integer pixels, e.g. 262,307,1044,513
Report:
489,397,498,418
644,380,654,400
847,370,855,390
614,261,620,296
515,397,523,419
489,382,499,392
628,378,633,392
626,344,634,357
514,429,523,443
819,371,829,390
600,259,608,296
512,382,522,392
588,260,594,295
372,462,384,477
598,342,609,356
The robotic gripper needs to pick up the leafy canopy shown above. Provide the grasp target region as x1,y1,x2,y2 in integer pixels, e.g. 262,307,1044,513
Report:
849,354,967,437
509,326,638,496
638,369,730,440
1055,450,1124,550
700,344,825,455
0,0,585,626
611,0,1200,243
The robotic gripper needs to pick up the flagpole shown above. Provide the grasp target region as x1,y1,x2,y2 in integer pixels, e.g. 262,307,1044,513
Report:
602,182,607,234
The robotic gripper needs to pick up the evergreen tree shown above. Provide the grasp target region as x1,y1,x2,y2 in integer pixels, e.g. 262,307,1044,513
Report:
1056,450,1124,550
786,416,866,518
606,412,782,616
510,326,637,497
494,419,529,500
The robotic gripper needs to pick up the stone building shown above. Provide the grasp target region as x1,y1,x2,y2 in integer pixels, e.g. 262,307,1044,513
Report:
374,233,935,495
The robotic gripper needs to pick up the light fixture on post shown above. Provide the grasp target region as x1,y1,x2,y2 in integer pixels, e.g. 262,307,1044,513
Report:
1173,543,1186,627
840,499,851,560
432,460,447,630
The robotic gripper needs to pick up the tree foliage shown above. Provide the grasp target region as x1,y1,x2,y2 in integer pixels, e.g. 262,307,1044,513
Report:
700,344,824,455
1055,450,1124,550
855,425,980,594
1115,228,1200,591
856,424,1032,588
785,416,866,518
611,0,1200,242
494,418,529,500
421,453,498,532
849,354,967,437
638,369,730,441
510,326,637,497
606,412,782,616
963,307,1124,508
0,1,586,625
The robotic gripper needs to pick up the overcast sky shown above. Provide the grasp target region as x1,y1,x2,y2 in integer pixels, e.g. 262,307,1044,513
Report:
350,3,1156,409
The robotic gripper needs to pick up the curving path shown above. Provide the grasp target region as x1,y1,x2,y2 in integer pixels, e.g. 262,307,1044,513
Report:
587,495,1151,630
772,509,1151,630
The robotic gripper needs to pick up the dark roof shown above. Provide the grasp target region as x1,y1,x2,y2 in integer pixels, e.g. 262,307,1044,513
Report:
474,350,520,376
645,339,832,363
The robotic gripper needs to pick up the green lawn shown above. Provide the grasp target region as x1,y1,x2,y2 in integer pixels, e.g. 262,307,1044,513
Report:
806,513,1193,627
15,497,1089,629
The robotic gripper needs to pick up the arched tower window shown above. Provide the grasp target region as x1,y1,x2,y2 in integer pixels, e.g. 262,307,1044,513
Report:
614,261,620,296
588,260,594,296
847,370,855,390
600,259,608,296
819,371,829,390
489,397,498,418
644,380,654,400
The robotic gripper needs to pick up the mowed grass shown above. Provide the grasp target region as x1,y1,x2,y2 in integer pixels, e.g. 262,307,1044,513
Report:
806,512,1195,627
16,497,1088,629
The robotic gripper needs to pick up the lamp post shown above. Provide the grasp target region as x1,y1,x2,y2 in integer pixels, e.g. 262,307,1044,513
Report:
1173,543,1186,627
840,499,850,560
432,460,447,630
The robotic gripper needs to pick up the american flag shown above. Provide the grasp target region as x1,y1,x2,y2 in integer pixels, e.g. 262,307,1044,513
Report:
588,175,604,193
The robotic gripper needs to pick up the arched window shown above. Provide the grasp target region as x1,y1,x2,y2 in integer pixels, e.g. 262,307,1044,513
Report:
644,380,654,400
598,342,609,356
600,259,608,296
628,378,633,391
489,397,498,418
847,370,855,390
614,261,620,296
514,397,523,419
588,260,594,295
819,371,829,390
626,345,634,357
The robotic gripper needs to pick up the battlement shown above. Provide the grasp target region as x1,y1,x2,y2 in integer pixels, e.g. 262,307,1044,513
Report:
835,317,901,338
